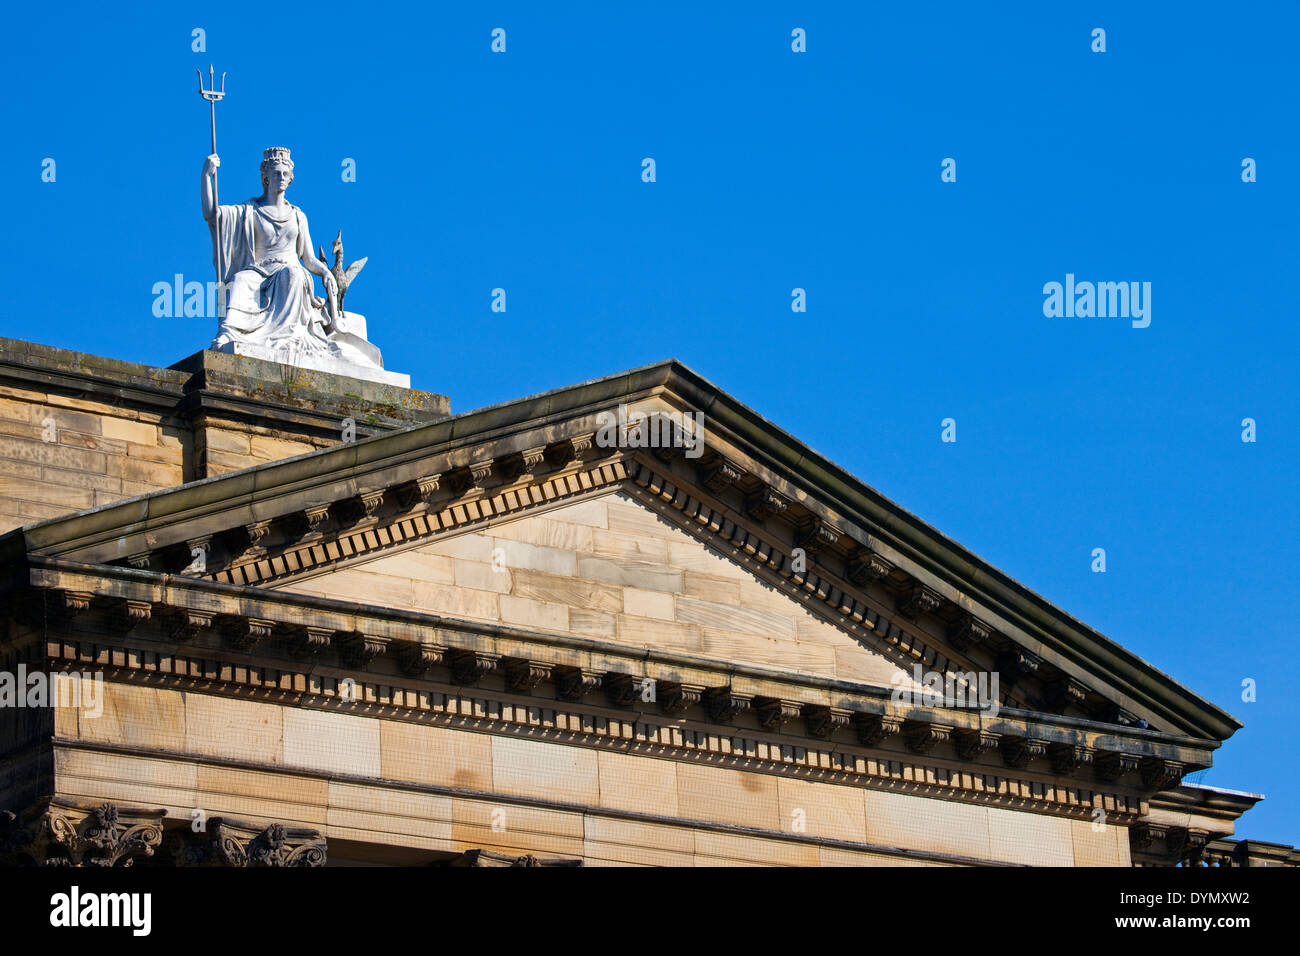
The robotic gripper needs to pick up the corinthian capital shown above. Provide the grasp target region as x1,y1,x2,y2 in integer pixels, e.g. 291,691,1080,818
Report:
0,799,166,867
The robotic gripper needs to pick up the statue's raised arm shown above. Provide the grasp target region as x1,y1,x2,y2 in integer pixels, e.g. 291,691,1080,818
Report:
200,154,221,222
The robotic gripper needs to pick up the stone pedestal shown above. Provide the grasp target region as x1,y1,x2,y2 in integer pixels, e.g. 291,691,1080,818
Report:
212,309,410,389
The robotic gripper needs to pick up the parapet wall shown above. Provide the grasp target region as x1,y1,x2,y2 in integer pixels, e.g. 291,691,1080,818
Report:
0,338,448,534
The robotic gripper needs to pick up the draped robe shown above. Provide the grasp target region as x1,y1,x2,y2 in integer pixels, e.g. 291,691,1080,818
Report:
208,199,335,356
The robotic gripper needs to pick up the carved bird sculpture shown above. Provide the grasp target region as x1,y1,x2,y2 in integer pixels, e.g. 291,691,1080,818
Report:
318,230,368,316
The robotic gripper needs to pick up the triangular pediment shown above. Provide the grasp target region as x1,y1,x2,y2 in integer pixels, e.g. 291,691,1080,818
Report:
1,359,1239,744
278,489,922,692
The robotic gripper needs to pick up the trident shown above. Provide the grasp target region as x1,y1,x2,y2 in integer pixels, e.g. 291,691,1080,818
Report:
197,65,226,289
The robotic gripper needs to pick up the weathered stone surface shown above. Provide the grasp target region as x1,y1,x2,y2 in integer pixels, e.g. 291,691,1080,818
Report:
1,343,1276,870
492,737,599,805
283,709,380,778
0,336,450,527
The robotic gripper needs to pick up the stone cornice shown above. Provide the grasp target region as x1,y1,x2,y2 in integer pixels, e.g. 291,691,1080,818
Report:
1146,783,1265,828
10,557,1218,754
9,444,1135,736
0,337,189,414
0,338,448,443
37,739,1032,867
0,357,1239,741
4,564,1217,813
44,670,1148,824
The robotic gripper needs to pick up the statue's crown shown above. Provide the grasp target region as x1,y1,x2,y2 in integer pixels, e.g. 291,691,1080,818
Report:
261,146,293,167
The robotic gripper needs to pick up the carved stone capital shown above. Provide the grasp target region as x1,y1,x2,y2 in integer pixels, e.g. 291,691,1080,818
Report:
449,460,495,495
59,590,94,618
304,505,331,535
243,520,273,554
1130,823,1212,867
640,411,694,462
12,588,93,627
288,505,331,539
181,535,213,573
1043,676,1090,714
61,590,94,621
0,799,166,867
995,648,1042,689
336,491,386,526
194,819,327,867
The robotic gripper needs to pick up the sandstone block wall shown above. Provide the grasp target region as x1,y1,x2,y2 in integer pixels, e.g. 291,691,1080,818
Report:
0,384,189,531
0,337,449,534
284,491,922,686
52,682,1130,866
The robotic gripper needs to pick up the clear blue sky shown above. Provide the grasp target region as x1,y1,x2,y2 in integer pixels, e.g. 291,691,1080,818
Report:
2,2,1296,846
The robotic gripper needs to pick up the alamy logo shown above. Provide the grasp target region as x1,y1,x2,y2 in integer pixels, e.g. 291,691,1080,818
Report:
891,664,1000,717
1042,274,1151,328
49,886,151,936
594,405,706,459
152,273,229,318
0,666,103,717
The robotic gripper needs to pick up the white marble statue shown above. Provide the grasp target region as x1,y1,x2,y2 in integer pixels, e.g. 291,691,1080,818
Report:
200,148,407,387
